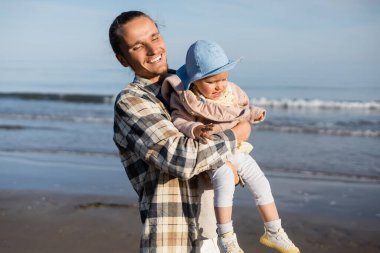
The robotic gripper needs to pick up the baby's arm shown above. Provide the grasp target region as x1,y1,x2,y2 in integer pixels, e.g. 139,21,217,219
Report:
170,92,242,183
170,92,215,143
170,93,203,138
249,105,266,124
233,83,266,124
171,93,243,146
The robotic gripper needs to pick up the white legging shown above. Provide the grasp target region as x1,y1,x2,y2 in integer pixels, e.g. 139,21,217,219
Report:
210,152,274,207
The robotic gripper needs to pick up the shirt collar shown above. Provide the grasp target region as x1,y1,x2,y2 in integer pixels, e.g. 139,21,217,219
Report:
133,75,161,96
133,70,176,97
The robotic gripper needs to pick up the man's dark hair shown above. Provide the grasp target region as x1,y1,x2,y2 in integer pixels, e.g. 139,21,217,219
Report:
109,11,154,55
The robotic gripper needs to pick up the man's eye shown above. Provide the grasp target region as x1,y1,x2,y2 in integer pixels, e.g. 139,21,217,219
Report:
133,45,143,50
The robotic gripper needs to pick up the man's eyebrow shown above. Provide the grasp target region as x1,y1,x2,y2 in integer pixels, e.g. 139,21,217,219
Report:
128,32,160,48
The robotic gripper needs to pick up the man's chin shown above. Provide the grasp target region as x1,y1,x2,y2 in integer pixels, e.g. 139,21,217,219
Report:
153,64,169,75
135,64,168,80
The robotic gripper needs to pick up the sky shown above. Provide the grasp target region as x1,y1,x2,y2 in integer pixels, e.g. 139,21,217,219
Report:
0,0,379,95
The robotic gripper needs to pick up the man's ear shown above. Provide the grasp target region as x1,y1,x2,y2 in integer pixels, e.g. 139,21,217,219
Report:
116,54,129,68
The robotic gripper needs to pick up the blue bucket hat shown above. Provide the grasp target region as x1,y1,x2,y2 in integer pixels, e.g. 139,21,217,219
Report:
177,40,242,90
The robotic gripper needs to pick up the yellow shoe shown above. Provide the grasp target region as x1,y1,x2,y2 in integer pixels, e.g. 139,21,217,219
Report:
218,231,244,253
259,228,300,253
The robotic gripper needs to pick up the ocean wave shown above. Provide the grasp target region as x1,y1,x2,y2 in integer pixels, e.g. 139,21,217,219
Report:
256,125,380,137
0,92,114,104
336,119,380,127
0,125,26,130
0,113,113,124
0,124,59,130
0,148,118,157
2,92,380,111
251,97,380,111
264,167,380,183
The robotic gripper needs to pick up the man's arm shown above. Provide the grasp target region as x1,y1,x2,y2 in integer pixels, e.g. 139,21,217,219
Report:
114,95,237,180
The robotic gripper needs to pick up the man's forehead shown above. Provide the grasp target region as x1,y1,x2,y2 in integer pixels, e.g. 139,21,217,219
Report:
119,17,158,45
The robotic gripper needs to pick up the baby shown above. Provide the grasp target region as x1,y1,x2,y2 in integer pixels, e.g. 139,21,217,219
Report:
161,40,299,253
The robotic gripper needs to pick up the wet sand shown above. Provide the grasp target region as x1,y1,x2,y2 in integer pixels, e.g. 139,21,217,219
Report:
0,151,379,252
1,188,379,253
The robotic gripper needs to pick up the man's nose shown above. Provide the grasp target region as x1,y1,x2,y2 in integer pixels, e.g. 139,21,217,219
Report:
146,42,158,55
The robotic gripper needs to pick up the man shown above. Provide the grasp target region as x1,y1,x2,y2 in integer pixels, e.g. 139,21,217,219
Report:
110,11,250,253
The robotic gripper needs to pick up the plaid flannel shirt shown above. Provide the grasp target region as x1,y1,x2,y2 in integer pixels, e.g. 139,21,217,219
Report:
113,74,236,253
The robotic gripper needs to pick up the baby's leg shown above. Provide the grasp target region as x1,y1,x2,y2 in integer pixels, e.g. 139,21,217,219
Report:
230,153,300,253
230,153,276,214
210,164,235,233
230,153,280,223
211,165,244,252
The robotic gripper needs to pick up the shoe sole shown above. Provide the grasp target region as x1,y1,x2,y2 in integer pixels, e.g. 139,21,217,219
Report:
259,236,300,253
217,240,244,253
217,238,245,253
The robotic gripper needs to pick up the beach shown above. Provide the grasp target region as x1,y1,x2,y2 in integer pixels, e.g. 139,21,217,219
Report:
0,74,379,253
1,152,379,253
1,1,380,252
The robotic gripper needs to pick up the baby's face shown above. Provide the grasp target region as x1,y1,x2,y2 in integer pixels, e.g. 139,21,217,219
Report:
193,72,229,100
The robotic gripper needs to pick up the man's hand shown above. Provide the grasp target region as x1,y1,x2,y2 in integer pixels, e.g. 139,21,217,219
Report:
193,123,214,144
225,160,239,185
231,120,251,145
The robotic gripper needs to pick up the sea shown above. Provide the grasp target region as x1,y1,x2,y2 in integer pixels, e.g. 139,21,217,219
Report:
0,67,379,197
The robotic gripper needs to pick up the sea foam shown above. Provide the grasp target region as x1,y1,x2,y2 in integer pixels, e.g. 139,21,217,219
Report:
251,97,380,111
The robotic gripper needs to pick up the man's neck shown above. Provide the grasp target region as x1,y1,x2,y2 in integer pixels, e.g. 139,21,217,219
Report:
149,75,161,84
136,69,175,85
134,74,162,85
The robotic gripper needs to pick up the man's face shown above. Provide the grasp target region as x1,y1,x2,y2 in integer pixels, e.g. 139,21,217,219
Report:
117,16,168,82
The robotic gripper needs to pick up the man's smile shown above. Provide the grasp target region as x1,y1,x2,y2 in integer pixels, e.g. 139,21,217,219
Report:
147,54,162,64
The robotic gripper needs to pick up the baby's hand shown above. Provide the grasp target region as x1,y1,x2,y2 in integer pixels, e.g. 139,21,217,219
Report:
255,111,266,122
193,123,214,144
